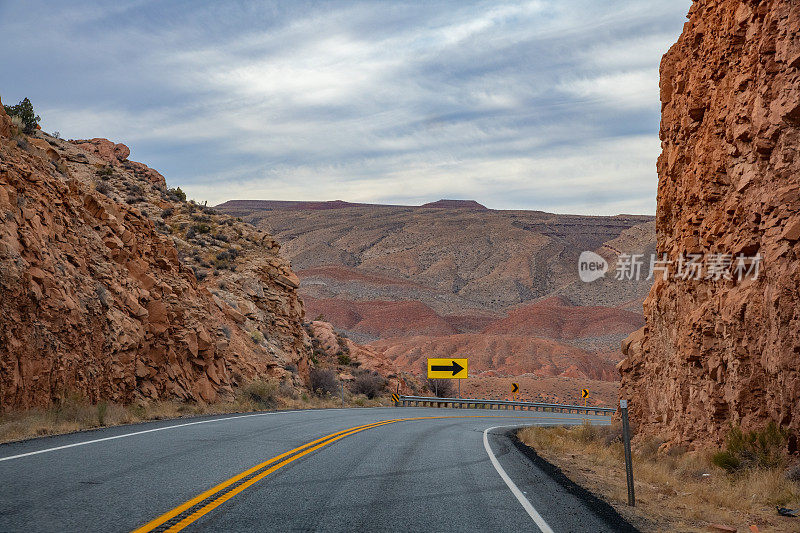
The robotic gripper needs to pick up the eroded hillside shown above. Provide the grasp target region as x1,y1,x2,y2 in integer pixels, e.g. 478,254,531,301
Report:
217,200,655,381
0,99,312,410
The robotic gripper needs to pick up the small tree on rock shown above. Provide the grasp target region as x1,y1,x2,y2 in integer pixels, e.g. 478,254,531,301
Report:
3,98,40,133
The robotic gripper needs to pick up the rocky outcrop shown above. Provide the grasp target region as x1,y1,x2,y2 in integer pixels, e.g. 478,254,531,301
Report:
619,0,800,447
70,138,166,186
0,99,311,410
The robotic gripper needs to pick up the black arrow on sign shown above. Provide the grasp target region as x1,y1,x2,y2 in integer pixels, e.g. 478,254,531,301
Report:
512,383,519,393
431,360,464,376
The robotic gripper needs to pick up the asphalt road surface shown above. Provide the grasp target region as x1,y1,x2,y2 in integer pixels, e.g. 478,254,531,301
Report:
0,407,628,532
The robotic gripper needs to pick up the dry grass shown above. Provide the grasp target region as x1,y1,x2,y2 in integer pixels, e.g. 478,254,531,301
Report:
0,383,389,444
518,423,800,532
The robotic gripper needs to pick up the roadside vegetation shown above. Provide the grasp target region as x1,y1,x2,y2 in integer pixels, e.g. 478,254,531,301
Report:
0,380,389,444
518,423,800,532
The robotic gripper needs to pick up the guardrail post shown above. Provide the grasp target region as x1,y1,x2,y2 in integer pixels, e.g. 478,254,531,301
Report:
620,399,635,506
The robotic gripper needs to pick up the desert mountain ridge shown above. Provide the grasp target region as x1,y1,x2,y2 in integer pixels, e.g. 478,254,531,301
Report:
217,197,657,383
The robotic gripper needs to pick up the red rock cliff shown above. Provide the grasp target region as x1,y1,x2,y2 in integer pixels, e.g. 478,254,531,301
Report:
619,0,800,446
0,97,311,409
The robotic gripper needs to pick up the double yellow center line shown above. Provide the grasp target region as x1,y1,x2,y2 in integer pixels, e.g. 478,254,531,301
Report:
132,418,403,532
131,414,585,532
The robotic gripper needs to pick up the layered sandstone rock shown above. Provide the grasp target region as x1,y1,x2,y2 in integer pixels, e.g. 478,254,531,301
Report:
0,98,311,409
619,0,800,447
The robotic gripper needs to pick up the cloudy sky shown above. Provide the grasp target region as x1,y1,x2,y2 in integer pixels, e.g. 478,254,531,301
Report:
1,0,690,214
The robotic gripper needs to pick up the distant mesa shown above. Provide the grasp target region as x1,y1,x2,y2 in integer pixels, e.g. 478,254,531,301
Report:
214,198,488,214
420,199,487,210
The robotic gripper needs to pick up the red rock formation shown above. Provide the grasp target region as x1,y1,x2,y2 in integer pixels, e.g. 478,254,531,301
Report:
71,138,165,186
619,0,800,446
0,99,310,410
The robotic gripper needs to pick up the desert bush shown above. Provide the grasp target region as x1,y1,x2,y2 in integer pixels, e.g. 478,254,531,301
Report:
784,465,800,483
351,372,386,399
192,267,207,281
95,182,111,196
337,353,352,365
96,165,113,179
97,401,108,425
309,368,338,396
4,97,40,133
426,378,454,398
249,329,264,345
238,380,279,409
168,187,186,201
192,223,211,234
712,421,788,472
161,207,174,218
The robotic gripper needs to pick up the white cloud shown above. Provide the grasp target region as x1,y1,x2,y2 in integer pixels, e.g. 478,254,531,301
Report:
3,0,693,216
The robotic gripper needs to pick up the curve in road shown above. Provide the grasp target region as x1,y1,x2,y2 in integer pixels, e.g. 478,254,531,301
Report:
0,407,629,532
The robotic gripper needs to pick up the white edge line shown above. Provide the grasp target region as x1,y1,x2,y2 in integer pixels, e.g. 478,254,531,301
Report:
483,424,555,533
0,409,313,463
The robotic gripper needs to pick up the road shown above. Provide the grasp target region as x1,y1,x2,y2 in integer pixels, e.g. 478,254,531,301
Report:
0,407,630,532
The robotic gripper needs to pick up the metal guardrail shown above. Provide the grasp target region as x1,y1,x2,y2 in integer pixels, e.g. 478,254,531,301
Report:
394,395,615,416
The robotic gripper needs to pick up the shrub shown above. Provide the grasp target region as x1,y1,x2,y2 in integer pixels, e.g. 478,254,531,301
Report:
97,401,108,426
192,267,207,282
161,207,174,218
426,378,454,398
309,368,338,396
337,353,352,365
169,187,187,201
3,97,40,133
784,465,800,483
192,223,211,234
95,182,111,196
351,372,385,399
249,329,264,345
712,422,788,472
96,165,113,179
238,380,278,409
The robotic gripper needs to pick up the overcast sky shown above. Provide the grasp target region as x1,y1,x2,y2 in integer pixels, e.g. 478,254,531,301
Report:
0,0,690,214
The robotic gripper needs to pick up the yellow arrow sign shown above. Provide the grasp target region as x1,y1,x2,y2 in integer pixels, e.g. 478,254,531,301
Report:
512,383,519,393
581,388,589,399
427,358,468,379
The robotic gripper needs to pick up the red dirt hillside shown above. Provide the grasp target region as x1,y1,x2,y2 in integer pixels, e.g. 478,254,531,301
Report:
483,296,645,340
372,334,620,381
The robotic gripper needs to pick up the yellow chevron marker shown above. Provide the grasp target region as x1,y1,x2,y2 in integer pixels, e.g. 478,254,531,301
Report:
391,393,400,403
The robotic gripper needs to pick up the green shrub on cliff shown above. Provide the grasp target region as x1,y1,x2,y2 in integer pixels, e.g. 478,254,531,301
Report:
3,97,40,133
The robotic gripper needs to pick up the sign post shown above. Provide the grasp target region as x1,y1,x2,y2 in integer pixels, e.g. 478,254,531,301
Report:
620,399,635,506
581,388,589,408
